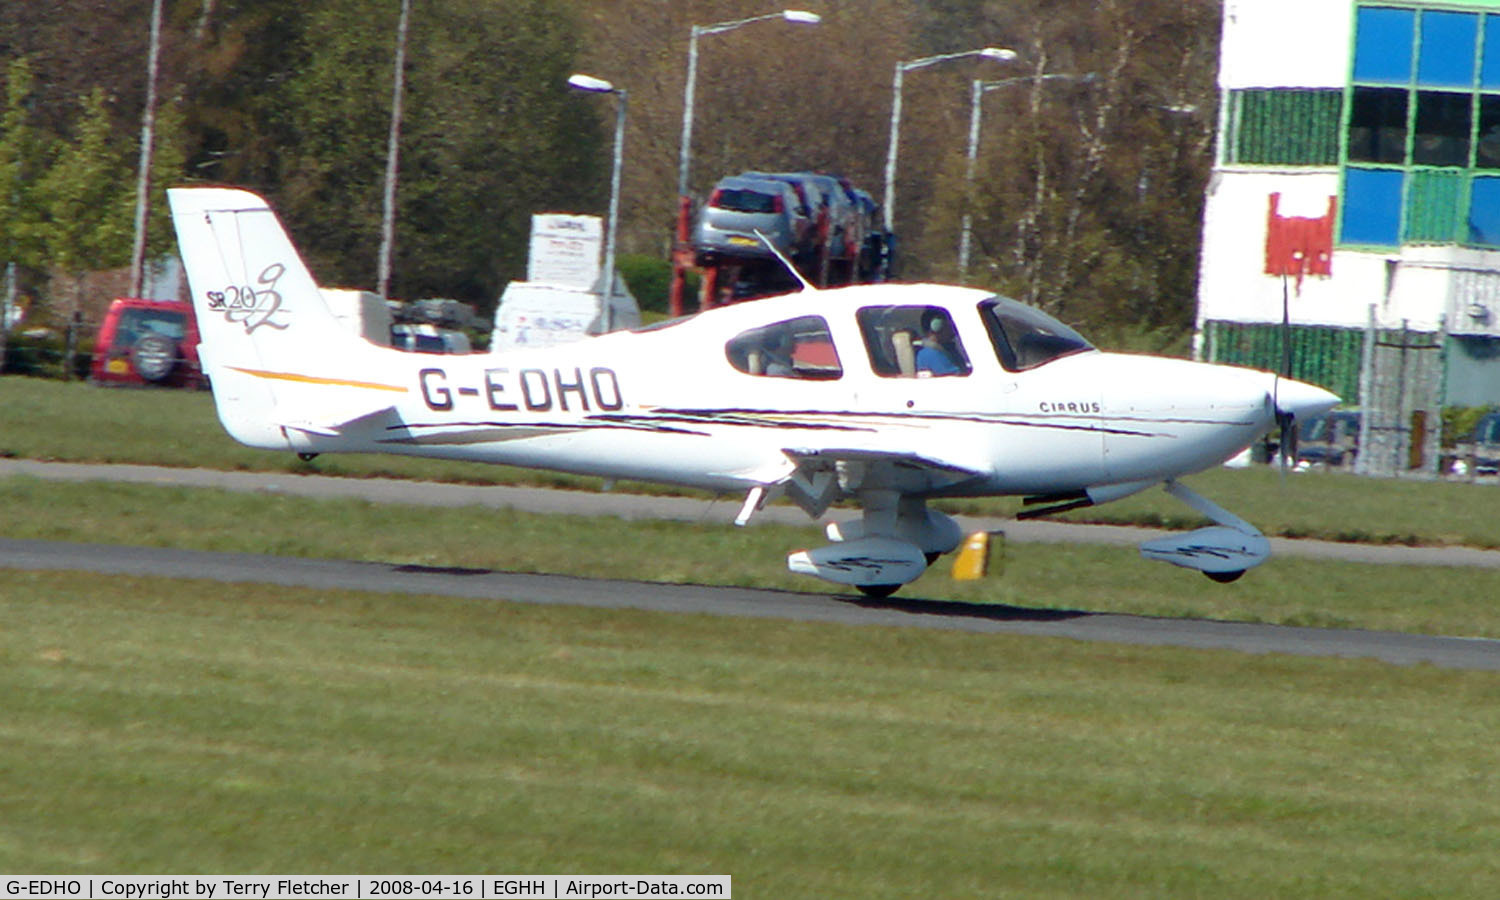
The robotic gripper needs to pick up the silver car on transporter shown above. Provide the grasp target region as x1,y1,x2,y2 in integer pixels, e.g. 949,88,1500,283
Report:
693,175,806,266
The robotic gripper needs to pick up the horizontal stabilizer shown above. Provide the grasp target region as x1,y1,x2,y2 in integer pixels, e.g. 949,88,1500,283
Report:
276,402,398,438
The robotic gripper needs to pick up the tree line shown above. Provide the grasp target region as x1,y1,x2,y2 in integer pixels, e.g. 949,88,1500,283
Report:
0,0,1219,349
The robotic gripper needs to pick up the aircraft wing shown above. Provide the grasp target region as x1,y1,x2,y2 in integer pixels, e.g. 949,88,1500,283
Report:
747,445,991,521
781,446,989,482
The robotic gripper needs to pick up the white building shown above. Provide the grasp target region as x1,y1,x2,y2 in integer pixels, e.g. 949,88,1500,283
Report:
1196,0,1500,415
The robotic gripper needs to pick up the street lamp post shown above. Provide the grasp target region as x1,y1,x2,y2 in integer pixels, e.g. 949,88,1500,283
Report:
568,73,627,333
128,0,165,298
677,9,821,200
959,72,1092,279
882,46,1017,235
377,0,412,299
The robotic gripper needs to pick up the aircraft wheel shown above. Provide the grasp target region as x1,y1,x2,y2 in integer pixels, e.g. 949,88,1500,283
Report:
1204,569,1245,584
857,583,901,599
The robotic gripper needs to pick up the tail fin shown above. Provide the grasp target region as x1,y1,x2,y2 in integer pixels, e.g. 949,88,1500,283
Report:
169,186,391,450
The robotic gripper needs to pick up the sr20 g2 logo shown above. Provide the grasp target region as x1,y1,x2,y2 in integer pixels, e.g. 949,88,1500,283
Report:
206,263,289,334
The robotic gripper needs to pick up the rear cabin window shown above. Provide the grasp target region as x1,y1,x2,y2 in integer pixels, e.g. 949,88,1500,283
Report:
112,308,186,350
856,305,970,378
979,297,1093,372
711,188,782,214
725,315,841,379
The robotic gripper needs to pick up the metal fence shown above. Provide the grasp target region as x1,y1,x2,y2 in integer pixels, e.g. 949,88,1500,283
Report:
1355,312,1445,478
1203,312,1447,477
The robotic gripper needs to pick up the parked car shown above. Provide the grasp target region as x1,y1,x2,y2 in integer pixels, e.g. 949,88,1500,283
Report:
1296,409,1361,467
850,188,886,279
738,171,817,256
90,297,204,388
693,175,804,265
1455,411,1500,475
391,323,471,354
790,171,858,262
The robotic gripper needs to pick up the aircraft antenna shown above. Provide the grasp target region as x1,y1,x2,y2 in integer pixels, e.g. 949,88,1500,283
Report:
753,229,816,293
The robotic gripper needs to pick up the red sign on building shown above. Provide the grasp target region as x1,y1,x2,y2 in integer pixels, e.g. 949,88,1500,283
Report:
1264,193,1335,289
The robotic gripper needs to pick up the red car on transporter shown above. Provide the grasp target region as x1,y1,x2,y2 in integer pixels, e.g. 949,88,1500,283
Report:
89,297,205,388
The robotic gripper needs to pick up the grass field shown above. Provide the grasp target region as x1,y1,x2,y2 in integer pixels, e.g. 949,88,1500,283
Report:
4,570,1499,897
5,375,1500,893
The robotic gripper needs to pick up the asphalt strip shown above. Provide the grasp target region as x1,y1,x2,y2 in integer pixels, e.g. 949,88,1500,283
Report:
3,536,1499,671
2,460,1500,671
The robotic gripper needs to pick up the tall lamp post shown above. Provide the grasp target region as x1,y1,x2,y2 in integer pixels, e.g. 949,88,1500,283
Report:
377,0,412,299
671,9,820,316
882,46,1016,235
677,9,821,200
959,72,1092,279
568,73,627,333
128,0,164,298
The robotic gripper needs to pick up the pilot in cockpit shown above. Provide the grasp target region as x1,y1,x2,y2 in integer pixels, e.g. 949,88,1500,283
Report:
915,312,961,376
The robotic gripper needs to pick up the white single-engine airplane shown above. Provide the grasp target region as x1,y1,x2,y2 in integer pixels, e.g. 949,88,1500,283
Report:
169,186,1338,597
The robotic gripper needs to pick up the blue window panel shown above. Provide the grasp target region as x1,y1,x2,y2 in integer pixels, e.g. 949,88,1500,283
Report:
1484,16,1500,88
1479,95,1500,168
1413,90,1472,166
1354,7,1415,84
1468,176,1500,245
1348,86,1409,163
1341,168,1405,245
1418,11,1478,87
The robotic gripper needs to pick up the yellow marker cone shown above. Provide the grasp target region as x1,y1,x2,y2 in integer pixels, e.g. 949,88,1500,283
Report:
951,531,994,581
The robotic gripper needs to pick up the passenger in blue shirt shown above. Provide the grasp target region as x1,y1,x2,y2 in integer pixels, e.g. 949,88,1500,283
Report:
915,314,962,376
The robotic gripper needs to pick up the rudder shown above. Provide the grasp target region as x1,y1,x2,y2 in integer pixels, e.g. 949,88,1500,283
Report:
168,186,347,450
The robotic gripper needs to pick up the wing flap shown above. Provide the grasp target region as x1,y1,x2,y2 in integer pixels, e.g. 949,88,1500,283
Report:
781,446,990,481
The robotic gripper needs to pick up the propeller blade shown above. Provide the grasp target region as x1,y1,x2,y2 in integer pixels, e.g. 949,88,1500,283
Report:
1278,275,1292,474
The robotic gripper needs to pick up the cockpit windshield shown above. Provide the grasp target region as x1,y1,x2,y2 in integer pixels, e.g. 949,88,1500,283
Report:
979,296,1094,372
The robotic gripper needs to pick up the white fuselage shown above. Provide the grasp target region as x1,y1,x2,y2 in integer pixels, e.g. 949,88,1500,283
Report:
270,284,1279,501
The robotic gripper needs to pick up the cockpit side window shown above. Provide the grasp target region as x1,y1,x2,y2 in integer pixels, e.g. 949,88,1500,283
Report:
979,297,1093,372
725,315,842,379
856,305,971,378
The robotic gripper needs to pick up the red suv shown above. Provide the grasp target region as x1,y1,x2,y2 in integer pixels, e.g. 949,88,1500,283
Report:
90,298,205,388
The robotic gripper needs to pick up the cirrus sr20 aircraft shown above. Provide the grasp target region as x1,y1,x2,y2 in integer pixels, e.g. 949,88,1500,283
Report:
169,186,1338,597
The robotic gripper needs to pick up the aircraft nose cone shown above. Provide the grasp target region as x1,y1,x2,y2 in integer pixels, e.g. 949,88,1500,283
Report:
1273,377,1340,420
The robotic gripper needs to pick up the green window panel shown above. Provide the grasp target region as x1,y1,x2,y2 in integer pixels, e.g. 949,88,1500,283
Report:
1232,89,1343,165
1405,169,1467,242
1204,320,1364,404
